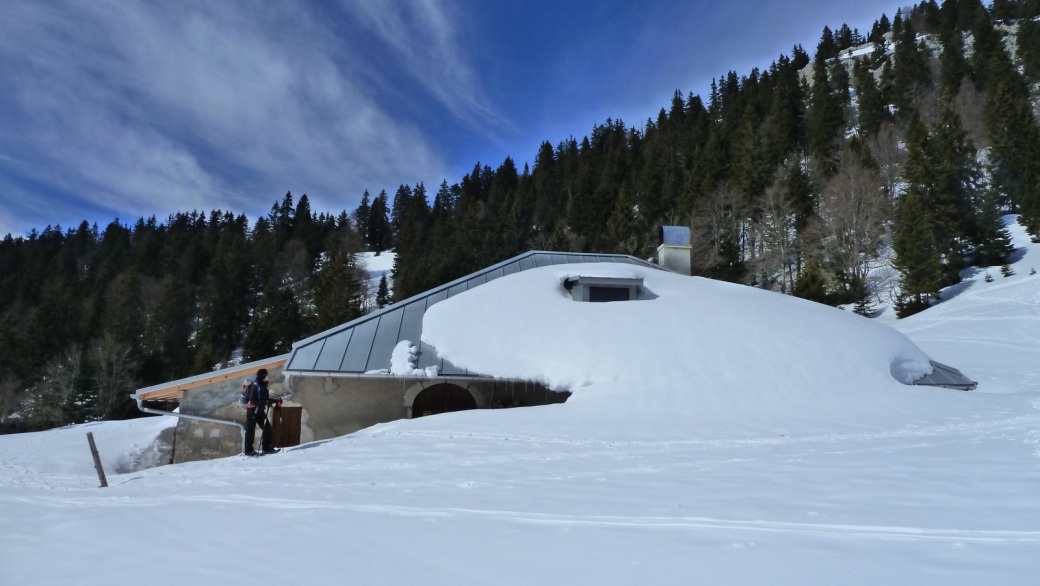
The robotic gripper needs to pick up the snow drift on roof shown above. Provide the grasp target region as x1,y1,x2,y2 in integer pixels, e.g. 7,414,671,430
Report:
421,263,964,439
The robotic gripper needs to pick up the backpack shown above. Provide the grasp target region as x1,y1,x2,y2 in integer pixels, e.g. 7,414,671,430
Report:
238,379,256,408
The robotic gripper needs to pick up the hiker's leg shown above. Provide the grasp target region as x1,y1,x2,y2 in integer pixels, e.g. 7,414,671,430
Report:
244,407,257,453
260,412,274,451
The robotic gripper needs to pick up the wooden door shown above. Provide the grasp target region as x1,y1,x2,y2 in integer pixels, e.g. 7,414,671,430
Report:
271,406,302,448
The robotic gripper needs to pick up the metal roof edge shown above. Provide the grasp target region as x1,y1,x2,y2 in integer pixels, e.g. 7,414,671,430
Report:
289,251,664,352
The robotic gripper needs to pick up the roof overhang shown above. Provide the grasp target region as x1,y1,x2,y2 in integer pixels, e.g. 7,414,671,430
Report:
133,355,289,402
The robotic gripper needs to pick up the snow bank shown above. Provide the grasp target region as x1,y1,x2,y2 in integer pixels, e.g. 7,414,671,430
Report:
421,263,967,438
0,416,174,483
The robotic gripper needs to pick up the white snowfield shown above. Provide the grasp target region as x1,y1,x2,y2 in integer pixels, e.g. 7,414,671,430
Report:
2,223,1039,585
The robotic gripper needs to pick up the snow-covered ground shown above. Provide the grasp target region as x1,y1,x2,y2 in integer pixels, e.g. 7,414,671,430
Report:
360,250,394,309
2,227,1039,584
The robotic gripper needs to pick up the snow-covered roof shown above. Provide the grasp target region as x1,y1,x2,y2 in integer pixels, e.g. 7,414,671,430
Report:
283,251,663,376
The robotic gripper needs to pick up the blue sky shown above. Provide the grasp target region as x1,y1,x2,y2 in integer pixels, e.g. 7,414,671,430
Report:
0,0,904,237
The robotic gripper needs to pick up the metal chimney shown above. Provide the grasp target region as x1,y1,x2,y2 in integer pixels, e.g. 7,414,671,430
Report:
657,226,692,275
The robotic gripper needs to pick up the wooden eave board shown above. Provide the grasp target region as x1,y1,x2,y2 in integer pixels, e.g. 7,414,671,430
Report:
136,358,286,401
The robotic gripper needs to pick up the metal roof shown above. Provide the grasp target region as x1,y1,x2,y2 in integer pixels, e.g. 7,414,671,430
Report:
913,361,978,391
283,251,663,376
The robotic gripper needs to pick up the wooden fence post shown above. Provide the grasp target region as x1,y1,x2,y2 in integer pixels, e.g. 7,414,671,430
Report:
86,432,108,488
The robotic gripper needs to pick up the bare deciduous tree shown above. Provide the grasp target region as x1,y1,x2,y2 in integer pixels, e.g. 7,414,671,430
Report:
689,184,751,278
870,122,907,198
812,148,891,285
954,80,991,150
31,348,82,428
753,182,800,293
91,337,136,421
0,372,20,427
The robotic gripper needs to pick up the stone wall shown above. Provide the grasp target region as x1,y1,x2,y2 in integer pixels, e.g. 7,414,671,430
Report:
172,366,287,463
170,372,568,463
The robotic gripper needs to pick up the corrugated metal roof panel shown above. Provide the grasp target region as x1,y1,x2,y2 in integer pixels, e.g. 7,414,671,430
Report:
289,341,323,372
913,360,977,390
366,308,404,372
339,318,380,372
447,281,469,298
313,329,351,372
485,267,505,282
283,251,664,375
397,300,426,350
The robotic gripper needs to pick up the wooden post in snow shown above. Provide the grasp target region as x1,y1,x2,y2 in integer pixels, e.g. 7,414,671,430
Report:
86,432,108,488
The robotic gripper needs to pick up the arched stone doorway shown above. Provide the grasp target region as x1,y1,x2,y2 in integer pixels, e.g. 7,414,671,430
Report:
411,383,477,418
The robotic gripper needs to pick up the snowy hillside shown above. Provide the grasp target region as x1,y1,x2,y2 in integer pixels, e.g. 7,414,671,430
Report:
360,250,394,307
2,232,1040,583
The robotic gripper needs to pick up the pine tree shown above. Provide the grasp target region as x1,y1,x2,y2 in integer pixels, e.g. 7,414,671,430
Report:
939,27,969,93
368,190,392,251
376,275,390,309
1000,263,1015,277
984,272,994,282
971,189,1014,266
854,59,886,137
808,56,844,169
312,236,363,331
353,190,371,250
893,191,944,317
793,258,830,304
891,21,931,114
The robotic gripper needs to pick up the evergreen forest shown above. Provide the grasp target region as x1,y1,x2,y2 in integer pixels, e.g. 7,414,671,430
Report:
3,0,1040,432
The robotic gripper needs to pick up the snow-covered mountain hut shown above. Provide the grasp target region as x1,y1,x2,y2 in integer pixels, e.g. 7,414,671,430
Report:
133,249,977,463
133,251,659,462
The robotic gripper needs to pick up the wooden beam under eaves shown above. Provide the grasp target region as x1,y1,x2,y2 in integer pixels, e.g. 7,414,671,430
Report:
136,358,286,401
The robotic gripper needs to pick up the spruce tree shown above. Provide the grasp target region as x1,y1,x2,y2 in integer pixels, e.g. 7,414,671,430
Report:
376,275,390,309
971,189,1014,266
893,191,944,317
891,21,931,114
854,59,886,137
312,237,363,331
368,190,392,251
939,28,969,93
1000,263,1015,277
793,258,830,304
353,191,371,250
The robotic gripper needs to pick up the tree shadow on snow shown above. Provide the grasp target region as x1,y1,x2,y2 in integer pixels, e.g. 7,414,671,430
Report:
940,278,975,302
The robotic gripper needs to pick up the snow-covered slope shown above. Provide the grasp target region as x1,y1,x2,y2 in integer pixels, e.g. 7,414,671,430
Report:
2,233,1039,584
360,250,394,307
891,216,1040,396
0,416,174,487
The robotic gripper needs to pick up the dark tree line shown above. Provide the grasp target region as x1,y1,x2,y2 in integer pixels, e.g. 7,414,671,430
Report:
0,193,367,431
384,0,1036,313
4,0,1040,431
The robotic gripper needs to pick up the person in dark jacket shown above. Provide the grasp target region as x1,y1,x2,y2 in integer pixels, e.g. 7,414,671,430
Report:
244,368,282,456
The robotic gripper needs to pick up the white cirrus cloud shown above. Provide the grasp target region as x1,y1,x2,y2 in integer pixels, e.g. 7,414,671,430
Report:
342,0,506,129
0,0,485,234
